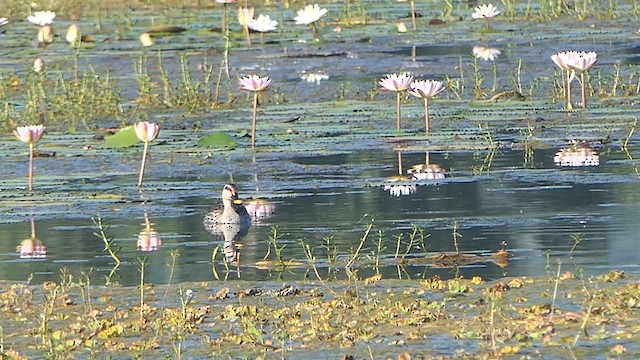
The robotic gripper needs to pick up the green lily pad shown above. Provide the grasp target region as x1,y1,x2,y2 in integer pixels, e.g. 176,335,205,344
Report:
103,126,140,148
197,131,237,148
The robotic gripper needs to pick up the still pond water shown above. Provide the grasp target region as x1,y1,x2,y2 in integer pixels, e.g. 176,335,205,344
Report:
1,147,639,286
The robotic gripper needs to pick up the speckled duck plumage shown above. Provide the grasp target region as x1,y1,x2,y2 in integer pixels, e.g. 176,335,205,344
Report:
203,184,251,233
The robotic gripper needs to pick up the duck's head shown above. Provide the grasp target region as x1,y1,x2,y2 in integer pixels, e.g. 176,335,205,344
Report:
221,184,244,205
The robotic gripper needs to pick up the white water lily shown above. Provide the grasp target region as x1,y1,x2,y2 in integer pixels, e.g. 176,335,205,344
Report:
248,14,278,32
27,10,56,26
551,51,597,109
380,73,414,132
379,73,413,92
409,80,445,137
471,3,500,19
294,4,328,25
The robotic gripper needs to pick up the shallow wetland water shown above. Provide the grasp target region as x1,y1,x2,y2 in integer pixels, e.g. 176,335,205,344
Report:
0,0,640,358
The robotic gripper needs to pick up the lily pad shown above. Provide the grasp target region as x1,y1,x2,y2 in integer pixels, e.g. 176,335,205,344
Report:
103,126,140,148
197,131,237,148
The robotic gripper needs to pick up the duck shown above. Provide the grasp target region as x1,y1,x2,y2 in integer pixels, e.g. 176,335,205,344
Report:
203,184,251,234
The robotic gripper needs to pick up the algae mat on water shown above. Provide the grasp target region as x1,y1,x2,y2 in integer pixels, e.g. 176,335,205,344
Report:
0,271,637,358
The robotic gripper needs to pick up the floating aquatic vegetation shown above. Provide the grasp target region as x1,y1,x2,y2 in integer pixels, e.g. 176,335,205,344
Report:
197,131,237,148
102,126,139,148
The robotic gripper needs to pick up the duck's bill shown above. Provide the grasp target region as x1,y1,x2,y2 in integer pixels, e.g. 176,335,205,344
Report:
233,199,244,205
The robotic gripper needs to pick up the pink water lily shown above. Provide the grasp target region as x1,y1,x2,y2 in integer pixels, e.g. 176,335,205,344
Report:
551,51,597,109
409,80,445,137
570,51,597,108
551,51,578,110
240,75,272,147
569,51,597,72
134,121,160,186
134,121,160,142
379,73,413,92
239,74,272,92
14,124,45,144
13,125,45,191
380,73,414,132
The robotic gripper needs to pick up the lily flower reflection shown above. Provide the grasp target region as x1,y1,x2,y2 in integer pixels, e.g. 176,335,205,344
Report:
17,238,47,258
17,219,47,259
137,213,162,252
408,163,447,180
554,144,599,167
384,176,418,196
243,198,276,221
300,71,329,84
473,46,501,61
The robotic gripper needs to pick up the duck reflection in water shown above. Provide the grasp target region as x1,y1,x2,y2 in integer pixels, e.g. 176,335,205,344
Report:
137,212,162,252
384,151,418,196
17,219,47,259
